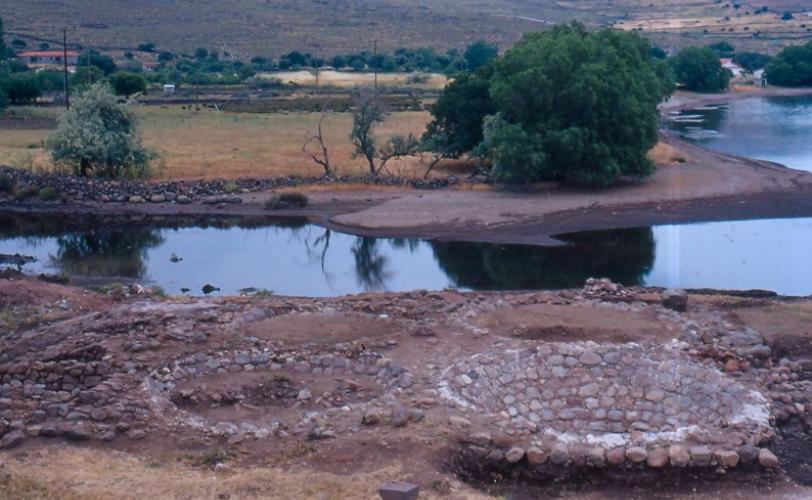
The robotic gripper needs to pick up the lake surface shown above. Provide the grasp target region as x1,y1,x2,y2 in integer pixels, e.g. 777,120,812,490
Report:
2,215,811,296
666,95,812,172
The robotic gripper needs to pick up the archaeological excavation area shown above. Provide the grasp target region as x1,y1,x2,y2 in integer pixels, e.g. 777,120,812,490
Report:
0,274,810,498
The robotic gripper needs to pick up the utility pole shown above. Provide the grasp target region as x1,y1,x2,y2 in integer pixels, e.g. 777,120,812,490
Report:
62,29,70,109
314,44,320,90
373,38,378,94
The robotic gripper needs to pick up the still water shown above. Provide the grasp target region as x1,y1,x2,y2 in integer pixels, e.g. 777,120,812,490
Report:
666,95,812,172
1,216,811,296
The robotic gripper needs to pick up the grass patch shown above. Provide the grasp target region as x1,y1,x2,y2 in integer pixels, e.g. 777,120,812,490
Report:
265,192,309,210
38,186,59,201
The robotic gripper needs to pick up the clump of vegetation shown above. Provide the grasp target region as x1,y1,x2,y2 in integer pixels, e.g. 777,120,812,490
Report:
0,174,13,193
265,192,309,210
766,41,812,87
424,22,674,186
37,186,58,201
733,51,772,72
47,84,154,178
223,180,240,193
670,46,731,92
110,71,147,96
350,94,420,176
13,184,37,200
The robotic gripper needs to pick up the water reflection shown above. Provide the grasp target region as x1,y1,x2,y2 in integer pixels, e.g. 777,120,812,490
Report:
666,95,812,172
430,228,655,289
2,215,811,296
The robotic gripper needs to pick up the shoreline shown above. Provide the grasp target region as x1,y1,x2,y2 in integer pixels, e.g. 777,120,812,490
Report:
2,87,812,247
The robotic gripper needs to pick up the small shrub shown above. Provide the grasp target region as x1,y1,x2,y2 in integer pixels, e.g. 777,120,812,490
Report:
0,174,13,193
671,156,687,163
265,192,309,210
13,184,37,200
224,180,240,193
406,72,430,84
37,186,59,201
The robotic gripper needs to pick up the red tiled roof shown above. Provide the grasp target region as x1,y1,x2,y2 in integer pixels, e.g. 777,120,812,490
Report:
19,50,80,57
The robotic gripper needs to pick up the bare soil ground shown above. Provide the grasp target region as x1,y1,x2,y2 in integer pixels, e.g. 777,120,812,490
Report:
0,276,810,499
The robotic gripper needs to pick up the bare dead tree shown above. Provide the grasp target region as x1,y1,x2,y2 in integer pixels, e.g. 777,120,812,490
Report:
351,92,418,176
302,114,332,176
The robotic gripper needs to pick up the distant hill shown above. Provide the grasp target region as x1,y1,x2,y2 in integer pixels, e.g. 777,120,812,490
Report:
3,0,811,58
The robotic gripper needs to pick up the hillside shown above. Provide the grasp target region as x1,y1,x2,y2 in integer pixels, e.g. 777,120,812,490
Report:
2,0,811,58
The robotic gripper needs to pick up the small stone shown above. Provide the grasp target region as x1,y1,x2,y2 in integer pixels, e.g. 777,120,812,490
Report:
127,429,146,441
580,352,601,365
645,389,665,402
715,450,739,468
391,407,409,427
449,416,471,429
647,448,669,468
578,383,600,397
626,447,648,463
379,480,419,500
689,446,712,466
662,288,688,312
738,443,759,463
669,445,690,467
505,447,525,464
587,447,606,467
526,446,547,465
725,359,739,372
758,449,779,468
363,410,382,426
0,430,25,449
606,447,626,466
549,443,570,465
177,195,192,204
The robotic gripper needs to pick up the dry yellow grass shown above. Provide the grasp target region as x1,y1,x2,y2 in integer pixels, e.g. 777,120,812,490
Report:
0,447,492,500
648,141,689,166
0,106,440,180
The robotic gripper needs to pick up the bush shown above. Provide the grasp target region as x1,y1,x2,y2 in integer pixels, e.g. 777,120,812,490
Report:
37,186,58,201
733,51,772,71
47,84,154,178
13,184,37,200
670,46,731,92
0,174,13,193
110,71,147,96
264,192,308,210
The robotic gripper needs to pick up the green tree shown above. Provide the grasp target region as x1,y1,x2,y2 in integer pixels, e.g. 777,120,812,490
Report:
485,23,672,185
47,84,153,178
707,41,735,58
766,42,812,87
421,67,495,162
78,50,117,75
0,73,41,103
670,46,731,92
733,51,772,71
463,41,498,71
110,71,147,96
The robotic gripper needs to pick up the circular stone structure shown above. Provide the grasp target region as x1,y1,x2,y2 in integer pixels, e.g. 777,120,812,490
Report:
441,340,772,449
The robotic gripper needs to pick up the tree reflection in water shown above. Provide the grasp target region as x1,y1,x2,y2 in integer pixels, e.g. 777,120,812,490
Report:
52,228,165,278
429,227,656,289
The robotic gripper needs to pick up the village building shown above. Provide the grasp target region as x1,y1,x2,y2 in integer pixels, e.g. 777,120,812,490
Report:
720,58,744,78
18,50,80,68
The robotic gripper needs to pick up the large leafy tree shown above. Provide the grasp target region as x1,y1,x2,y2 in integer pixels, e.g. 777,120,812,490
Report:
47,84,153,178
463,41,498,71
424,22,672,186
765,42,812,87
670,46,731,92
110,71,147,96
486,23,673,185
